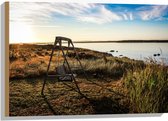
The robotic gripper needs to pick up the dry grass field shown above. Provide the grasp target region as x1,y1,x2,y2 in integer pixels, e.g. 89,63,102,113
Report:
9,44,168,116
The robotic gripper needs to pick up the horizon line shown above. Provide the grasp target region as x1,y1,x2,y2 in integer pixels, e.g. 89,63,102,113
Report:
9,39,168,44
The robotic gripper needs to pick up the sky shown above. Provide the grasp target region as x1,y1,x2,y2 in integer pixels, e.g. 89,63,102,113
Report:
9,2,168,43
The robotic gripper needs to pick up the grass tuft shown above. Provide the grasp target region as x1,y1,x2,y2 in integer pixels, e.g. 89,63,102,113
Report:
124,63,168,113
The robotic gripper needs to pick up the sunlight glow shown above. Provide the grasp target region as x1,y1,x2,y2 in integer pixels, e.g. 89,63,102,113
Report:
10,22,35,43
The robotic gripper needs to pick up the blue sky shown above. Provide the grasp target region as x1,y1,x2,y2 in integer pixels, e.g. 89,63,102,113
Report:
10,2,168,43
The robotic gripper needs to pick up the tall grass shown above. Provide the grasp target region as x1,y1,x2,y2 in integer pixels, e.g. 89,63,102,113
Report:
69,57,144,78
124,63,168,113
81,58,124,77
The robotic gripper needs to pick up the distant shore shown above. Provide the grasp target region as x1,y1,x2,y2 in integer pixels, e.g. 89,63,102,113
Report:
73,40,168,43
10,40,168,45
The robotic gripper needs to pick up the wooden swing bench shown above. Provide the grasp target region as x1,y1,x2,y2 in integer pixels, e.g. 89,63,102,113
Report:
41,36,87,95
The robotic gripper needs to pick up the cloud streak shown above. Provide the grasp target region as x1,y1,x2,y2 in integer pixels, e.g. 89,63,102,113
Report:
10,2,123,25
10,2,168,25
137,5,168,20
77,5,122,24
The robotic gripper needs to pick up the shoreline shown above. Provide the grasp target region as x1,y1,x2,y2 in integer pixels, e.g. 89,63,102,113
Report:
9,43,167,79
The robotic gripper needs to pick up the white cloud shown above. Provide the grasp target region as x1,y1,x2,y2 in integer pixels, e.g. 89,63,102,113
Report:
10,2,122,25
77,5,122,24
10,2,97,24
10,2,54,25
129,13,134,20
137,5,168,20
122,14,128,20
10,2,168,26
120,5,168,21
121,12,134,21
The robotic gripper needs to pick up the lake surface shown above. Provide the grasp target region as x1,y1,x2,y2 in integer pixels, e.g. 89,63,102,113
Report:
74,42,168,64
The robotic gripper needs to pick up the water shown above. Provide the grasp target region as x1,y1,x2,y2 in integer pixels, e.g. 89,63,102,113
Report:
74,42,168,64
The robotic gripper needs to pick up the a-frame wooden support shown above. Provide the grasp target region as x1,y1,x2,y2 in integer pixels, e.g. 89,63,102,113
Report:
41,36,88,95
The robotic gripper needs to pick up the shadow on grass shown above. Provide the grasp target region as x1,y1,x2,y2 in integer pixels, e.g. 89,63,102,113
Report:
41,94,61,115
88,97,129,114
41,76,129,115
42,86,129,115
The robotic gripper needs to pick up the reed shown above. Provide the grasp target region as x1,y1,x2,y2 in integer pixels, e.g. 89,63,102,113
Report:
124,62,168,113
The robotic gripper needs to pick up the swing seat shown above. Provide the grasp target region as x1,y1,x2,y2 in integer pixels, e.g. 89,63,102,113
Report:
56,65,77,81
